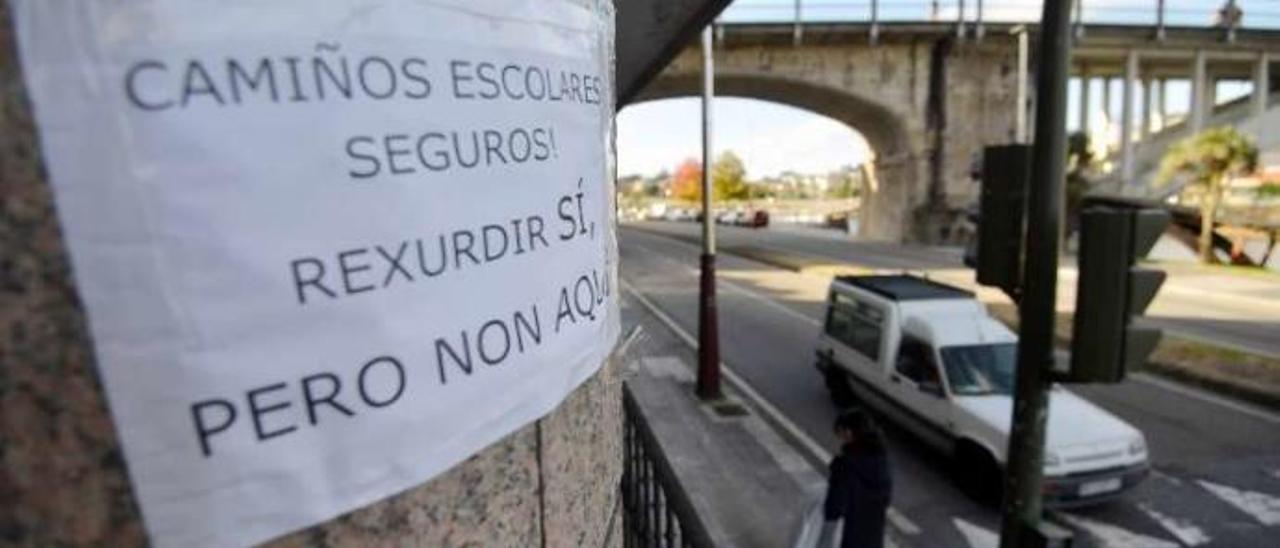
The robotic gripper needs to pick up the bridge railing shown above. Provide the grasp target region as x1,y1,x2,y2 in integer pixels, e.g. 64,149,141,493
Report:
718,1,1280,30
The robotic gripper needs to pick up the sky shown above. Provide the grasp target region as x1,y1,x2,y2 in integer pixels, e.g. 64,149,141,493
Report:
617,1,1264,179
617,98,870,178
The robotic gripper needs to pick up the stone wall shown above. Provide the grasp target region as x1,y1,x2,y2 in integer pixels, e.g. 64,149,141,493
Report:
0,1,623,545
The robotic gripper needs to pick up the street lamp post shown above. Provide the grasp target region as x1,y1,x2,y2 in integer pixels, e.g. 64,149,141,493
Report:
696,25,722,401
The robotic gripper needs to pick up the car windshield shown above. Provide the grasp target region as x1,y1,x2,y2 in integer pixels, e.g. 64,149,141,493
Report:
941,343,1017,396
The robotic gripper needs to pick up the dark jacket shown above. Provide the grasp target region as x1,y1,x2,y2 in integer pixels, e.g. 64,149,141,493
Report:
824,442,892,548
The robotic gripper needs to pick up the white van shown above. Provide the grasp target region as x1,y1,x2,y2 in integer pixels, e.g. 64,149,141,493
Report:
814,275,1149,506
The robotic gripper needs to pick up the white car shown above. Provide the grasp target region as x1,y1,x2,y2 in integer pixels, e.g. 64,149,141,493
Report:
815,274,1148,506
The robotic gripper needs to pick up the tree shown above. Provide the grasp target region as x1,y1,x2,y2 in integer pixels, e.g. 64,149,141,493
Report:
1251,182,1280,266
669,158,702,202
712,151,749,201
826,164,860,199
1155,127,1259,264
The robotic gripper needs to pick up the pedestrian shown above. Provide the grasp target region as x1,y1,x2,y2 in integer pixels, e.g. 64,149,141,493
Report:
822,408,892,548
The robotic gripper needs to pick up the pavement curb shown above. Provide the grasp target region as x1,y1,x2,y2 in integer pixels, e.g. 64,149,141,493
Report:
646,226,1280,418
1143,359,1280,413
720,246,872,278
626,224,870,277
621,280,833,470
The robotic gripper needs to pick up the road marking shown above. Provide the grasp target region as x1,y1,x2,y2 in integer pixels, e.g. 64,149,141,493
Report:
887,508,922,536
1137,503,1211,546
953,518,999,548
1058,513,1180,548
1130,373,1280,426
623,231,1279,544
621,278,831,464
717,276,823,327
627,238,823,328
640,356,694,382
629,227,1280,427
1197,479,1280,526
620,278,922,537
1149,468,1184,486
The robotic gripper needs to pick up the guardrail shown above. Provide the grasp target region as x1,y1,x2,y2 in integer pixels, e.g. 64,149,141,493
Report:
718,1,1280,30
621,384,716,548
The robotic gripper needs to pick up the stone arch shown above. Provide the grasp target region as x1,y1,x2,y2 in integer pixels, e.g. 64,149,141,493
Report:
632,70,922,241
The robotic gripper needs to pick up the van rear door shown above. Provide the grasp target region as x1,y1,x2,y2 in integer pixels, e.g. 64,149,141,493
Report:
822,290,892,404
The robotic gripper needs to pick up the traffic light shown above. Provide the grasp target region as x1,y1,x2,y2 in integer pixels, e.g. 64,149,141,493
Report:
970,144,1032,297
1065,198,1170,383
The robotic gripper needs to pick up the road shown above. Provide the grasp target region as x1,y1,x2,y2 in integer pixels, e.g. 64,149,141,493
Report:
628,221,1280,360
620,224,1280,548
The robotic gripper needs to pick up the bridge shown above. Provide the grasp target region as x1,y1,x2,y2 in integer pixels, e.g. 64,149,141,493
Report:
630,2,1280,243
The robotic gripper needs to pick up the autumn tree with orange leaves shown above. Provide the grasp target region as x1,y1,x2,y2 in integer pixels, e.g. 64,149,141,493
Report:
669,158,703,202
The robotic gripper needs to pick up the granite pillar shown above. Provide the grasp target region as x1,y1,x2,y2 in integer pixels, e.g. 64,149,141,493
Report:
0,1,623,545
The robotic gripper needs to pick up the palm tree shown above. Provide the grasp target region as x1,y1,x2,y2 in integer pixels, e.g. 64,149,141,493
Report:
1155,127,1259,264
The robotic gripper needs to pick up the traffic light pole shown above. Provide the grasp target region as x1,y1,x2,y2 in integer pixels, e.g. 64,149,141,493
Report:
999,1,1071,545
696,26,722,400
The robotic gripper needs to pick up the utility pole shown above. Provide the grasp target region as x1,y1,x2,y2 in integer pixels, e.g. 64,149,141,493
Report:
696,25,722,400
999,0,1071,545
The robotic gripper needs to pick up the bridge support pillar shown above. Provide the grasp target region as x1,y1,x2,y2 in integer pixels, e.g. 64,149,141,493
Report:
1121,50,1138,184
1190,50,1207,134
1079,71,1092,135
1255,52,1270,117
1157,78,1168,131
1142,77,1154,140
1101,77,1112,147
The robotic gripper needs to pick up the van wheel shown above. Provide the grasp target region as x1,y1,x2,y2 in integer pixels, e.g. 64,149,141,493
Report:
822,368,855,408
955,443,1003,506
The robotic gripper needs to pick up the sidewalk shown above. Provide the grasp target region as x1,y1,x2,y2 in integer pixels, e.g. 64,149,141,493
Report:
619,292,907,547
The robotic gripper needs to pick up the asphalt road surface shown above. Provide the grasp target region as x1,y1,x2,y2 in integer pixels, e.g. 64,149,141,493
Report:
629,221,1280,360
620,224,1280,548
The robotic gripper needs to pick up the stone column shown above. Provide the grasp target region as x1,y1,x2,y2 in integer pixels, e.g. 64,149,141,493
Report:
1206,73,1218,113
1255,51,1270,117
1079,71,1092,135
1191,50,1207,134
1158,78,1168,131
0,2,623,546
0,5,147,543
1142,77,1154,139
1121,50,1138,183
1101,76,1112,126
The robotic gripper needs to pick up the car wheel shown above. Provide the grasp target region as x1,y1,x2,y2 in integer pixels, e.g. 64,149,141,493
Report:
822,367,855,408
955,442,1003,506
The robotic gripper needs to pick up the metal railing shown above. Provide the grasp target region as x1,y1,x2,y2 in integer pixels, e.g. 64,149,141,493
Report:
717,1,1280,30
621,385,716,548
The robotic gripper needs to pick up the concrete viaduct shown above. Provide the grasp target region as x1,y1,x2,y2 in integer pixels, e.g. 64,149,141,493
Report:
633,22,1280,243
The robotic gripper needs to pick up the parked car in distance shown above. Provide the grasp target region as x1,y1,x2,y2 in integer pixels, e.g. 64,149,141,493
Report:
741,209,769,228
715,209,744,225
662,207,694,222
814,274,1149,507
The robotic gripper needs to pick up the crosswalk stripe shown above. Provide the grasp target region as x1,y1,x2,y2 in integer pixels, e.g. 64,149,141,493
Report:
887,507,921,536
1197,480,1280,526
1137,503,1211,546
953,518,998,548
1058,513,1179,548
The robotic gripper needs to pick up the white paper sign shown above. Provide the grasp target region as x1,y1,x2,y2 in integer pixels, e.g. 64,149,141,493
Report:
15,1,617,545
